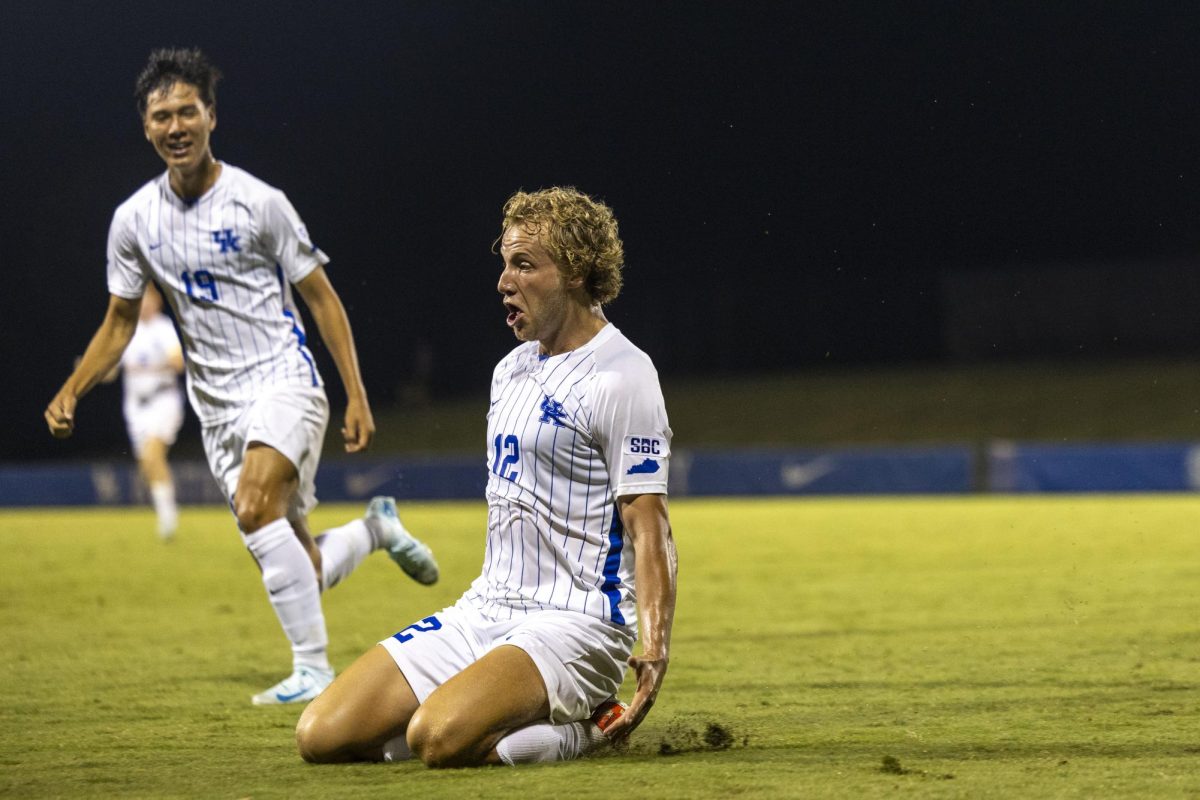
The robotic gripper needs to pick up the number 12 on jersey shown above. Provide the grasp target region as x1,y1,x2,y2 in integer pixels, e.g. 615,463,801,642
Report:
491,434,520,481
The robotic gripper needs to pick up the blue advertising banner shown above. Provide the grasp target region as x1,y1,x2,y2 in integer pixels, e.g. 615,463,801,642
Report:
987,442,1200,493
5,442,1199,507
678,446,975,496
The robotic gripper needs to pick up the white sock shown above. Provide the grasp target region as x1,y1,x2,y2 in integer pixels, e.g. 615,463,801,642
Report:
381,734,412,762
361,511,400,550
494,720,607,765
316,519,375,590
150,481,177,538
241,518,330,672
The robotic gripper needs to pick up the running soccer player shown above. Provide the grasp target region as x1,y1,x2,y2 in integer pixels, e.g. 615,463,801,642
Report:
111,282,185,540
43,48,438,706
295,187,678,767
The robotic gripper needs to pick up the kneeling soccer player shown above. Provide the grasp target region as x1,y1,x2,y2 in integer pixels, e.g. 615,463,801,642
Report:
295,187,678,767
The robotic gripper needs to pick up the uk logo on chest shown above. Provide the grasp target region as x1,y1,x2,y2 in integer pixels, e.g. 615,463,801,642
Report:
538,395,570,427
211,229,241,253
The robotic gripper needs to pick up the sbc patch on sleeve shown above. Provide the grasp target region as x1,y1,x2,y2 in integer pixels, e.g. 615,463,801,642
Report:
623,436,669,458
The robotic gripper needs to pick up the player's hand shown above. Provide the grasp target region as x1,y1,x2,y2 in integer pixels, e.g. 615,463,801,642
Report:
602,652,669,745
341,396,375,453
45,392,78,439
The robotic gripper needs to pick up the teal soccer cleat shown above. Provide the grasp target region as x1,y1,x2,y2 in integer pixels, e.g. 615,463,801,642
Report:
365,496,439,586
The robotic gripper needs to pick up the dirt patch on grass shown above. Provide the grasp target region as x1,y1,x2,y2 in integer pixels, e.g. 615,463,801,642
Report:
879,755,954,780
658,721,747,756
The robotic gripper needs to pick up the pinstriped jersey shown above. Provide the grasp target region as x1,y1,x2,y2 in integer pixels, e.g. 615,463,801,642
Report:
106,163,328,425
461,324,672,638
120,314,182,406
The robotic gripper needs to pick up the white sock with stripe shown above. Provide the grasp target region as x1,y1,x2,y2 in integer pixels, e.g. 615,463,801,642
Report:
316,519,375,590
494,720,606,765
241,518,330,671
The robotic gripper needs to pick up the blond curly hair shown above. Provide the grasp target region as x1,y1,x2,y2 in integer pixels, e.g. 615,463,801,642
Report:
499,187,624,305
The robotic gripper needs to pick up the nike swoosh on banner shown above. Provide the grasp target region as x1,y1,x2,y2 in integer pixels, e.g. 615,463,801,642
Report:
346,465,396,496
780,457,838,490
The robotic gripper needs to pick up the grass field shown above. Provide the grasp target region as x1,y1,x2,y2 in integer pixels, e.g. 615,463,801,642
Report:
3,496,1200,798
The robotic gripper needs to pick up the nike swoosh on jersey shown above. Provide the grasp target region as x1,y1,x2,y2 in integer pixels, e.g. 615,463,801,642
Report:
148,242,163,250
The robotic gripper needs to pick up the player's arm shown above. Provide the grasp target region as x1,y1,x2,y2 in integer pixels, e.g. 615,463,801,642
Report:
604,491,677,744
45,294,141,438
294,265,375,453
166,344,185,374
83,355,120,384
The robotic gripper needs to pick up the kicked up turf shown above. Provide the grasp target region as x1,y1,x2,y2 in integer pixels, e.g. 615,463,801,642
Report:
2,496,1199,798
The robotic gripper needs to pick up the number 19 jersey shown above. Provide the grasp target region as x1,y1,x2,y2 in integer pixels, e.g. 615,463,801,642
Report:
462,324,672,638
105,163,328,425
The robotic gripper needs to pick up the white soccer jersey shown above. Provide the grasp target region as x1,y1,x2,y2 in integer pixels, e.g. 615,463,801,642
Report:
461,324,672,638
120,313,182,404
106,163,328,425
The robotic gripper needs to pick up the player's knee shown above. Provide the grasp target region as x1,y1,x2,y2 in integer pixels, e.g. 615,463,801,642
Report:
295,708,337,764
407,706,476,768
233,492,277,532
294,718,323,763
234,506,269,533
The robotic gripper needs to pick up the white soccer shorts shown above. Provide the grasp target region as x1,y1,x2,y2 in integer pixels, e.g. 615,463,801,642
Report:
379,600,635,724
201,385,329,519
124,390,184,456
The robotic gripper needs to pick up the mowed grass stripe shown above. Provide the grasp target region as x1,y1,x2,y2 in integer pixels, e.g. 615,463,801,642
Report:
2,496,1198,798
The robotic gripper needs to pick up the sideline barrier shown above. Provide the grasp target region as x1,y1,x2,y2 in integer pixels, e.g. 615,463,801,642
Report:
4,442,1199,506
0,457,484,508
677,446,974,496
1,446,971,506
986,441,1200,493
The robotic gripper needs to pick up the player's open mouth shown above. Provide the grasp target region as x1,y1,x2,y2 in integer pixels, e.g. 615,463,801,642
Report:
504,302,523,327
167,141,191,156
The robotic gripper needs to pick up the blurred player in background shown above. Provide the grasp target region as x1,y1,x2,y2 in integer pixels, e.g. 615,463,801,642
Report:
108,282,185,540
44,47,438,706
296,187,678,767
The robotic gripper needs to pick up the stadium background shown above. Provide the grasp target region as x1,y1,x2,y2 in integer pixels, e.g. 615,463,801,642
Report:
3,1,1200,479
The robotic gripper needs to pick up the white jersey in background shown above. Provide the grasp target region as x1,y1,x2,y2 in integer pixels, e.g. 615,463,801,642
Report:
462,324,672,638
121,312,185,452
121,314,182,406
105,163,328,425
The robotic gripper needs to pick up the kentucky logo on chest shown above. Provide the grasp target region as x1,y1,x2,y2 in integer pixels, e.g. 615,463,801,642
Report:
538,395,569,427
211,228,241,253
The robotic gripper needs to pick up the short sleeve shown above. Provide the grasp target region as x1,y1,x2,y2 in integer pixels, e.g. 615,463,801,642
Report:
260,189,330,284
106,205,148,299
590,361,673,498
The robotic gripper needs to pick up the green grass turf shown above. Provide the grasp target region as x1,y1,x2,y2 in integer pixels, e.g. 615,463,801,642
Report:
3,497,1200,798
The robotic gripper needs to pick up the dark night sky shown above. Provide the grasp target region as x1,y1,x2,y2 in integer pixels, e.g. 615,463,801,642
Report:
4,2,1200,458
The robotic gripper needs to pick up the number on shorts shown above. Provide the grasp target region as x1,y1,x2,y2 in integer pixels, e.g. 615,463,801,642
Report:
391,615,442,644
